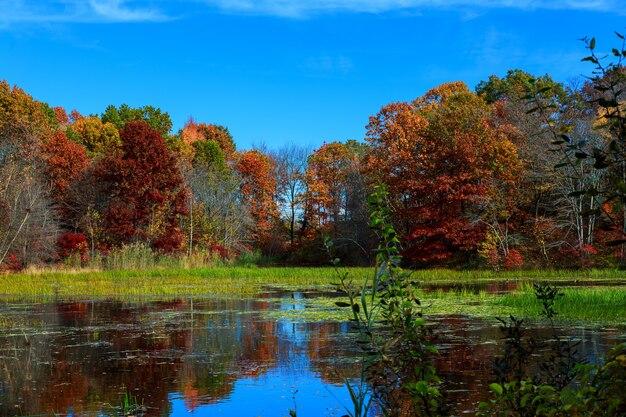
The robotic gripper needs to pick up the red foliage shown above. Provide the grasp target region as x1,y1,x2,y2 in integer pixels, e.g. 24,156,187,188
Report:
581,244,599,257
365,82,522,265
152,231,184,254
555,244,600,268
2,253,23,272
57,232,89,262
502,249,523,270
54,106,70,126
96,121,188,250
69,109,84,123
209,244,229,259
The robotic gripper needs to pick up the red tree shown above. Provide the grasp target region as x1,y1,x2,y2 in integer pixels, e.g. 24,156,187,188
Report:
96,121,188,252
366,82,522,265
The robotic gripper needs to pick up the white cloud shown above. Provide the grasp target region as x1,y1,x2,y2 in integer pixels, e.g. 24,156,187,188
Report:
0,0,620,27
200,0,622,17
89,0,170,22
0,0,170,27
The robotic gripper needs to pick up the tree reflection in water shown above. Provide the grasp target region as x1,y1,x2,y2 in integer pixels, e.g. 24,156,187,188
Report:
0,296,358,417
0,296,620,416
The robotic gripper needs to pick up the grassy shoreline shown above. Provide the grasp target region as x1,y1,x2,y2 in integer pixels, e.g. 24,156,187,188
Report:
0,267,624,325
0,266,623,297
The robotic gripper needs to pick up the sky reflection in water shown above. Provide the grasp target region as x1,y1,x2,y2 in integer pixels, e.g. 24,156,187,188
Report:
0,293,622,416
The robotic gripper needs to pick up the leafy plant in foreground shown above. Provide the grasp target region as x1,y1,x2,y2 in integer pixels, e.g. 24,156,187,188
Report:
329,185,444,417
525,32,626,265
479,283,625,416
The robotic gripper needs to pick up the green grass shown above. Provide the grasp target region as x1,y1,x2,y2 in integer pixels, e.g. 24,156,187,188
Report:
0,267,371,297
493,285,626,323
267,283,626,325
0,267,623,326
0,267,624,325
405,268,626,282
0,267,623,298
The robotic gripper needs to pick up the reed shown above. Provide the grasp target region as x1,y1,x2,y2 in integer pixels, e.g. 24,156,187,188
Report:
0,267,623,302
493,286,626,323
0,267,371,297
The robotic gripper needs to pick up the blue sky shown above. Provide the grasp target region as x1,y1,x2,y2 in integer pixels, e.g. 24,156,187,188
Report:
1,1,624,150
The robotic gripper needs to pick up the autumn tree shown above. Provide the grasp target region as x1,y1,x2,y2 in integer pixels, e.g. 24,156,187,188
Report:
0,81,58,268
476,70,606,265
304,140,371,261
95,121,188,252
179,130,247,256
175,117,247,257
0,154,58,269
235,150,279,249
366,82,523,266
68,116,121,155
53,106,70,127
42,131,89,227
0,81,54,150
180,119,236,162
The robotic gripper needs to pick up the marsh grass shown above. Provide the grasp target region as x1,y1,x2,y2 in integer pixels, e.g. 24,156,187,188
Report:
494,286,626,323
0,267,371,297
406,268,626,283
0,267,623,318
419,285,626,324
270,284,626,325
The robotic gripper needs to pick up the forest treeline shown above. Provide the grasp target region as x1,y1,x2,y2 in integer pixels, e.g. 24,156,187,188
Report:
1,37,625,271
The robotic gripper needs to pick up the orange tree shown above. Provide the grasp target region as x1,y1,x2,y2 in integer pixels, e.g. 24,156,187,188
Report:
303,140,371,263
235,149,278,248
305,141,360,230
365,82,523,266
43,130,89,227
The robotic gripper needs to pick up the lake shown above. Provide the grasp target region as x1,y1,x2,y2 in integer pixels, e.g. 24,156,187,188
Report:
0,291,623,416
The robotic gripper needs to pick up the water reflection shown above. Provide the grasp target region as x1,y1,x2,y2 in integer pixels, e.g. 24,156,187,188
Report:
0,296,623,416
432,315,625,414
0,297,358,417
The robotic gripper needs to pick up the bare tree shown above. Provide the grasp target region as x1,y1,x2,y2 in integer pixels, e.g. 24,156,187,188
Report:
0,149,58,268
181,163,251,254
272,144,310,247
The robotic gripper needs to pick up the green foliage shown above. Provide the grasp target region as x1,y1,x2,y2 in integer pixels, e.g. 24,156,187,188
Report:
479,283,626,416
329,185,443,416
193,139,227,173
233,249,275,267
476,69,567,104
102,103,173,136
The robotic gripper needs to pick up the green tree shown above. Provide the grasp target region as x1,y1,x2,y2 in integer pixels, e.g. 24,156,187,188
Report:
101,104,173,136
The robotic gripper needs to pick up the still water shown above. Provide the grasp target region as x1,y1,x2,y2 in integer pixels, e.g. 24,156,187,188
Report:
0,293,623,416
